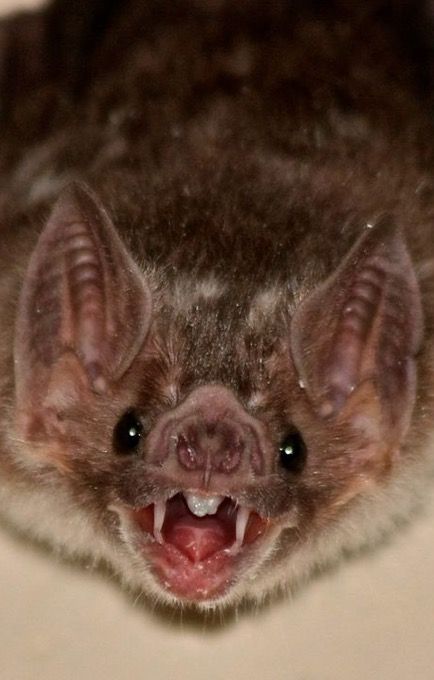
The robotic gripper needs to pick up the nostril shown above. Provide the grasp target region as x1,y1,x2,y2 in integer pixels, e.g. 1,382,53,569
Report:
176,434,203,470
174,424,246,474
215,446,242,472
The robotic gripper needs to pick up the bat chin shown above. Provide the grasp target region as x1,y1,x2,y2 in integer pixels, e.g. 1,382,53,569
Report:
112,492,275,604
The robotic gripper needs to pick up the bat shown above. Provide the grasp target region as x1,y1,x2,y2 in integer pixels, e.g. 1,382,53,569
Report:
0,0,434,611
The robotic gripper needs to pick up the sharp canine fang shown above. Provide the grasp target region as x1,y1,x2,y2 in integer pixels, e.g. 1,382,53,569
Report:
229,506,251,554
153,501,166,543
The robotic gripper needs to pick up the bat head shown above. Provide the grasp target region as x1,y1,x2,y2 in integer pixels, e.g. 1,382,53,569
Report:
11,182,423,608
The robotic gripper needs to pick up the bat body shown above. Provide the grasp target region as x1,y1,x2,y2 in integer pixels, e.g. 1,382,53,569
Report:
0,0,434,609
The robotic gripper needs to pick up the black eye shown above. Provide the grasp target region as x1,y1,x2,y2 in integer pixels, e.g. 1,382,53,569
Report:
279,430,307,473
114,410,143,454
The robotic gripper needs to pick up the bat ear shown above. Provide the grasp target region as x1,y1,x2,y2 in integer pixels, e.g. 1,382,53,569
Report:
15,183,152,438
291,221,423,441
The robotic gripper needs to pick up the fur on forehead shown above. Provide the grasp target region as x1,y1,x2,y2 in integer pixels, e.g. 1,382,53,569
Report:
166,276,294,322
169,275,228,313
247,286,291,330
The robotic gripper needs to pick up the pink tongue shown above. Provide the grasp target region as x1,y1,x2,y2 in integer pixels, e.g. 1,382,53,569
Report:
164,516,230,563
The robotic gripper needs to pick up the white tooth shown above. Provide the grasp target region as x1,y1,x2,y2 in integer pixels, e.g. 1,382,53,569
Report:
153,501,166,544
228,506,251,554
185,493,224,517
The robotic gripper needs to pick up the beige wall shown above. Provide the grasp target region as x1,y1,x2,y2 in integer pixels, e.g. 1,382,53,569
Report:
0,0,42,13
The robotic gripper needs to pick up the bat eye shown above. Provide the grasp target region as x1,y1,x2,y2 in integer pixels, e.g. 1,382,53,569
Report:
114,410,143,454
278,430,307,473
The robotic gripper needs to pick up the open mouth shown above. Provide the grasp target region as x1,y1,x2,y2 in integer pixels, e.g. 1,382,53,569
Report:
129,492,271,601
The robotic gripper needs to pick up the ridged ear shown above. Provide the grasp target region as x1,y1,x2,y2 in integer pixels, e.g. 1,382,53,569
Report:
290,221,423,439
15,183,151,438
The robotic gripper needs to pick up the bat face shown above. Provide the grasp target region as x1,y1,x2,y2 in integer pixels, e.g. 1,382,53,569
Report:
4,180,422,609
1,0,434,611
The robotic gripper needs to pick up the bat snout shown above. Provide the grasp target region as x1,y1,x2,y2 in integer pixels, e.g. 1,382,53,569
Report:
145,384,270,488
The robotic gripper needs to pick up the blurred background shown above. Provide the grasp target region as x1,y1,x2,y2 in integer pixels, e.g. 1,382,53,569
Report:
0,1,434,678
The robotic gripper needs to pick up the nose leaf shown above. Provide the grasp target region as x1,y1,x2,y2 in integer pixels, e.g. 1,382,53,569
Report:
175,425,243,474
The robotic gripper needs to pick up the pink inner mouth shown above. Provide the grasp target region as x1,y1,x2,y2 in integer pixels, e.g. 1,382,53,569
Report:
132,494,269,601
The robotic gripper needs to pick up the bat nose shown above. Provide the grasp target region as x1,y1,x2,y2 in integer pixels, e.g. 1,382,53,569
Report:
175,422,244,474
144,384,268,485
